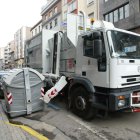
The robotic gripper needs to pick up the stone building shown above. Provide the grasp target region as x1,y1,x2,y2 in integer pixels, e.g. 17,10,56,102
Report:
100,0,140,33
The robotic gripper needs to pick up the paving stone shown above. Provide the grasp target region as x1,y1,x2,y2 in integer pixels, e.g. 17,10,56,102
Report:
0,103,38,140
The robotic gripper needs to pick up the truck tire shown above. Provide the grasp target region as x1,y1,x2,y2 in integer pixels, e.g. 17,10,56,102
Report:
71,86,97,120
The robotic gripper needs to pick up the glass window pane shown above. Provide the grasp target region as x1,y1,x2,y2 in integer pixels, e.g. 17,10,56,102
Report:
124,4,129,18
84,40,94,57
50,22,52,29
105,14,109,21
109,12,113,23
54,7,57,14
119,7,124,20
114,9,118,22
54,18,58,26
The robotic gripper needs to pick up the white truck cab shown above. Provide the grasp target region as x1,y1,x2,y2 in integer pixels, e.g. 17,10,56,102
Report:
43,17,140,119
73,21,140,115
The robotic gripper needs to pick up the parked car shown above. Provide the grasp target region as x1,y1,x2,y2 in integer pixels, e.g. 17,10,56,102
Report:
0,71,9,99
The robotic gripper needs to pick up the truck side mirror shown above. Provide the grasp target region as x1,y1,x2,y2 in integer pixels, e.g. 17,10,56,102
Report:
93,39,102,58
92,31,102,58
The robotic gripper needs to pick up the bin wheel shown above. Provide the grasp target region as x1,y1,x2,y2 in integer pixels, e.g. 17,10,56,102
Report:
71,87,97,120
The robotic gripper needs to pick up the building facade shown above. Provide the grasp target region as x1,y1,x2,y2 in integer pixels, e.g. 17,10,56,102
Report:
0,47,5,59
0,47,5,70
25,19,43,72
86,0,99,19
31,20,42,37
8,41,15,69
14,26,31,68
41,0,99,31
25,32,42,72
3,41,15,69
100,0,140,33
61,0,99,31
25,0,100,73
25,0,62,73
61,0,68,30
41,0,62,31
4,45,10,69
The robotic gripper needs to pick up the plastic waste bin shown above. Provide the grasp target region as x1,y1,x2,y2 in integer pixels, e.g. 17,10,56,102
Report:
2,68,45,117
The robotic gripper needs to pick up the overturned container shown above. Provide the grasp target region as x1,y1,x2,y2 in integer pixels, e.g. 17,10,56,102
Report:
2,68,45,117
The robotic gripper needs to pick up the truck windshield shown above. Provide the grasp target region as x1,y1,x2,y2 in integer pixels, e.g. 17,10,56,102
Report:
107,30,140,59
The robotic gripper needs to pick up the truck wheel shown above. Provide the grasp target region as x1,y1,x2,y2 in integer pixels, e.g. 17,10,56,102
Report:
71,87,97,120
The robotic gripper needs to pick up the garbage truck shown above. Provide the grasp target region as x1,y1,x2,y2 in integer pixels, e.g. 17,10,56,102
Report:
40,14,140,120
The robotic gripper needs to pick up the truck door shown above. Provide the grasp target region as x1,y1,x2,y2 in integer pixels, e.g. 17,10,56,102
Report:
76,31,109,88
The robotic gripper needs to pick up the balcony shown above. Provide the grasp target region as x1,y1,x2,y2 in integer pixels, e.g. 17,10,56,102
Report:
41,0,58,15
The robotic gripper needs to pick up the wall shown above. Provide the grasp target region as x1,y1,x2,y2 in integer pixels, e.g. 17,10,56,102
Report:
41,0,62,31
31,21,42,37
0,47,5,59
25,33,42,72
100,0,140,31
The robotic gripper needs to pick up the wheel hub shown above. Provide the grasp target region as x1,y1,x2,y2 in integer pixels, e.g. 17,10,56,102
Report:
75,96,86,110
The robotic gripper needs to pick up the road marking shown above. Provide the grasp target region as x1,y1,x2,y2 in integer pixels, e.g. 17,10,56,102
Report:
6,122,49,140
68,115,108,140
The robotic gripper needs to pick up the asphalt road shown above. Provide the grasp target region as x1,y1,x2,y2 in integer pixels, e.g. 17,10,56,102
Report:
12,98,140,140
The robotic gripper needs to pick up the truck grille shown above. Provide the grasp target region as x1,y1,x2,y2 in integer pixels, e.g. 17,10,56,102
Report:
122,75,140,78
121,75,140,86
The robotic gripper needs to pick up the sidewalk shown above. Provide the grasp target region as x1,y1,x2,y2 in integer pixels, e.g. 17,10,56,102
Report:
0,102,46,140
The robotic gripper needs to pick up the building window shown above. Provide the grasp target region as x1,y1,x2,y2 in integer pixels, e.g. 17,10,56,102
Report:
35,29,37,35
104,3,129,23
109,12,113,22
46,15,48,20
50,22,52,29
105,14,109,22
54,6,57,14
39,26,40,32
54,18,58,27
113,9,118,22
68,1,77,13
64,11,67,20
124,4,129,18
49,11,53,18
88,12,94,18
119,7,124,20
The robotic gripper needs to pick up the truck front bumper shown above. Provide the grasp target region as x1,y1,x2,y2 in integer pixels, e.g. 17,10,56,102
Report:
109,87,140,111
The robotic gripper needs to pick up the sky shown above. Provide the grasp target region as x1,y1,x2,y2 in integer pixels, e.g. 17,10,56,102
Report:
0,0,46,47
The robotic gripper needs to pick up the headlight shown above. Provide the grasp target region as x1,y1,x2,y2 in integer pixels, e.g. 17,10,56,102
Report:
118,100,125,107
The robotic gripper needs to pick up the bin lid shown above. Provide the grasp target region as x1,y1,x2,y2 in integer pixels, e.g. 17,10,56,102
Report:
3,68,45,86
